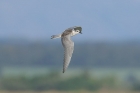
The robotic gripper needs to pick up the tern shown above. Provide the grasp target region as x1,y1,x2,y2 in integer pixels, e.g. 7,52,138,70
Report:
51,26,82,73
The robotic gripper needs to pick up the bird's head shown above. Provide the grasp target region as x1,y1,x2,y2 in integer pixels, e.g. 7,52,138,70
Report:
74,26,82,34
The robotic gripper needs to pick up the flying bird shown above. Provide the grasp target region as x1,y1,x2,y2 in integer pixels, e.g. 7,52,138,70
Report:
51,26,82,73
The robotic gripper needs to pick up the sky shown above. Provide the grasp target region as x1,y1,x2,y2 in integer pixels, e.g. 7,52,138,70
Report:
0,0,140,42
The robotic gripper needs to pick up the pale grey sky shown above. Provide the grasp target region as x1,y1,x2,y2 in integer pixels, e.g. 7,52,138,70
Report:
0,0,140,42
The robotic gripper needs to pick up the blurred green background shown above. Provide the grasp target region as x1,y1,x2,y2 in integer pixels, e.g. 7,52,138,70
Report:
0,41,140,93
1,0,140,93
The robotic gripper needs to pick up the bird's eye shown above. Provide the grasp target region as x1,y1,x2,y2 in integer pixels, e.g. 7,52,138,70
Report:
76,30,79,32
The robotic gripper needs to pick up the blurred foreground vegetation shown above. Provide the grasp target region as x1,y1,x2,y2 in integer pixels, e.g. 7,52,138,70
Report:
0,40,140,92
0,71,113,91
0,71,140,91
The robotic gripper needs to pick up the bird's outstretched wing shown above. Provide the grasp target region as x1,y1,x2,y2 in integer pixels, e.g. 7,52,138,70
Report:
61,35,74,73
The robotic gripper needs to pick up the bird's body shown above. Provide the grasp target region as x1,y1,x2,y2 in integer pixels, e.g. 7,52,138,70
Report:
51,26,82,73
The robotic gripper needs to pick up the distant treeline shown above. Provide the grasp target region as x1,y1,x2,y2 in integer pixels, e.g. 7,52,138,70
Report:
0,40,140,67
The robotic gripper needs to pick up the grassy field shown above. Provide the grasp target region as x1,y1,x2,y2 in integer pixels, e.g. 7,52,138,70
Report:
1,68,140,92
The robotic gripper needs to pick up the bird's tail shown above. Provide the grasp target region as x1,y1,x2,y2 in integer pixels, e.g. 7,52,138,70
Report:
51,34,61,39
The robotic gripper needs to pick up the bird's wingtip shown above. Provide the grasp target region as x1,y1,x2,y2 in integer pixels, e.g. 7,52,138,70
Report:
63,70,65,73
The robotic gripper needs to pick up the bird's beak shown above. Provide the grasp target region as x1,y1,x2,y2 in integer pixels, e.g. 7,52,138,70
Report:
80,32,82,34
